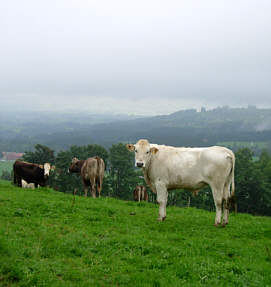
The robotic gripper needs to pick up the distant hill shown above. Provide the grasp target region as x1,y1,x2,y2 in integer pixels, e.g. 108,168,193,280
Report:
1,106,271,152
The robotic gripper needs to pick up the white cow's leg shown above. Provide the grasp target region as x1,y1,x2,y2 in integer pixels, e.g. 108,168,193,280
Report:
138,190,140,202
156,182,168,221
222,201,229,226
211,184,223,226
214,198,222,226
222,183,231,226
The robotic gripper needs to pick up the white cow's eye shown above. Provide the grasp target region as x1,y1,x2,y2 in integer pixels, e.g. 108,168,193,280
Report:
135,150,138,153
146,151,150,154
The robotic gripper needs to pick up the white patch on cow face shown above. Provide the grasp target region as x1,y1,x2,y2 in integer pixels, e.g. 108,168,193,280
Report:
127,139,159,168
134,139,155,168
134,146,151,167
43,163,51,177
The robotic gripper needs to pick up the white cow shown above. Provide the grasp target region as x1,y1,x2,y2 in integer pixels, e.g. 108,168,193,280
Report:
127,139,236,226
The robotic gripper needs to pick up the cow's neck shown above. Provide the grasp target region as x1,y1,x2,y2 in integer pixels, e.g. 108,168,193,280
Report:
77,160,85,171
142,157,153,182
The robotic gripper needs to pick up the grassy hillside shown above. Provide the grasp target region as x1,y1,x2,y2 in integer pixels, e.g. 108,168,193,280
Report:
0,180,271,286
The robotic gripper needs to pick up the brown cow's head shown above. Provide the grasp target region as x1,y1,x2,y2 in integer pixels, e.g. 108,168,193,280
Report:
126,139,158,168
68,157,81,173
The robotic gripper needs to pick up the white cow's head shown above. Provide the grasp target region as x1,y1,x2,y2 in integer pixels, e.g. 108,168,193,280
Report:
126,139,158,168
43,163,51,178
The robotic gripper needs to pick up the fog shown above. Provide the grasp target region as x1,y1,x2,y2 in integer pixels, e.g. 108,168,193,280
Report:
1,0,270,115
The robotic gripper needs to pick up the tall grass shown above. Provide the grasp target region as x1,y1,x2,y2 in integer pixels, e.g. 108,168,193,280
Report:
0,180,270,286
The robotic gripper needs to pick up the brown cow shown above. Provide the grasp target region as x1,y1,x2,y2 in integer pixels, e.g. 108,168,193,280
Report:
13,160,51,188
133,185,148,202
68,156,105,198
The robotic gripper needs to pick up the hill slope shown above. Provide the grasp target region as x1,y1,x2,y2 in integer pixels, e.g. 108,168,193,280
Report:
0,180,271,286
1,107,271,152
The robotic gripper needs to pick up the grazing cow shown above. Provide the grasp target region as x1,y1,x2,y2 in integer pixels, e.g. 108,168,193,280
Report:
68,156,105,198
133,185,148,202
127,139,236,226
13,161,51,188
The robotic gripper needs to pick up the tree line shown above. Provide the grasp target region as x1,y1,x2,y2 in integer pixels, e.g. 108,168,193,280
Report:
2,143,271,216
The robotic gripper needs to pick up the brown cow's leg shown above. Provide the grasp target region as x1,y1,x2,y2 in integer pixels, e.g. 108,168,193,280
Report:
98,177,103,198
96,177,101,198
84,185,88,197
133,189,137,201
144,190,148,201
97,183,101,198
91,179,96,198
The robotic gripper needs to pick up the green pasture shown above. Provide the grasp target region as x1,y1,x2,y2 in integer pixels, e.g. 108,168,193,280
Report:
0,180,270,286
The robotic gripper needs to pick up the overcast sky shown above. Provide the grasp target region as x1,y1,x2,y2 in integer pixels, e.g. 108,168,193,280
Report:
0,0,270,115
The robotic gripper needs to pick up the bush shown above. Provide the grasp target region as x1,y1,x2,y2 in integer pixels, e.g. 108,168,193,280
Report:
0,170,12,181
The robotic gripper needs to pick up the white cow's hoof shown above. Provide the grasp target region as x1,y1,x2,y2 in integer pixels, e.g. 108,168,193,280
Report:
157,216,166,221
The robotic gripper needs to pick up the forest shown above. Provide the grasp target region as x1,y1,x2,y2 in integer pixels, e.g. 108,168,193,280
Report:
2,143,271,217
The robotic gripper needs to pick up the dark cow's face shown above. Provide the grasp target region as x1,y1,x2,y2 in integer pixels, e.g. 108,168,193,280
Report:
126,139,158,168
69,158,81,173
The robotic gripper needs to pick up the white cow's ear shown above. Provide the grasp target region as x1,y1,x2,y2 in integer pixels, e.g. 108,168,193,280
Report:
150,147,159,155
126,144,135,151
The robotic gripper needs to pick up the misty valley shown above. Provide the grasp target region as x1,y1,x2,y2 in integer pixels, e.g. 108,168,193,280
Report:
1,106,271,153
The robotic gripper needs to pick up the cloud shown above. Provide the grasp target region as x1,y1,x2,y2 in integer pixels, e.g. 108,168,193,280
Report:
0,0,270,114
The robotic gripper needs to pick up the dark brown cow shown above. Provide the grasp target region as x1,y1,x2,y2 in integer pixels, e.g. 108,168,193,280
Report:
13,160,51,188
69,156,105,198
133,185,148,202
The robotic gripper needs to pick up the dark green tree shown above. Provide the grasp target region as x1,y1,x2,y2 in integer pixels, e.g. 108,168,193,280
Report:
0,170,12,181
22,144,55,164
235,148,271,215
69,144,108,165
109,143,139,200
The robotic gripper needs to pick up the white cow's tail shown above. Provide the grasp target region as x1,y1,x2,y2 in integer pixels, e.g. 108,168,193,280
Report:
229,151,237,213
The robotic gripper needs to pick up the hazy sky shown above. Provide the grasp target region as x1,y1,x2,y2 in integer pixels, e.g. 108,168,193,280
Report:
0,0,270,115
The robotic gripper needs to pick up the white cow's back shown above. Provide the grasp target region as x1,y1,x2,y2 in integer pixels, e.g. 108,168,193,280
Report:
147,145,233,191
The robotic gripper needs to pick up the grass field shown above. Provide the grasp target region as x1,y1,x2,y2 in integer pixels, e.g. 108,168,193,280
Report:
0,180,271,286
